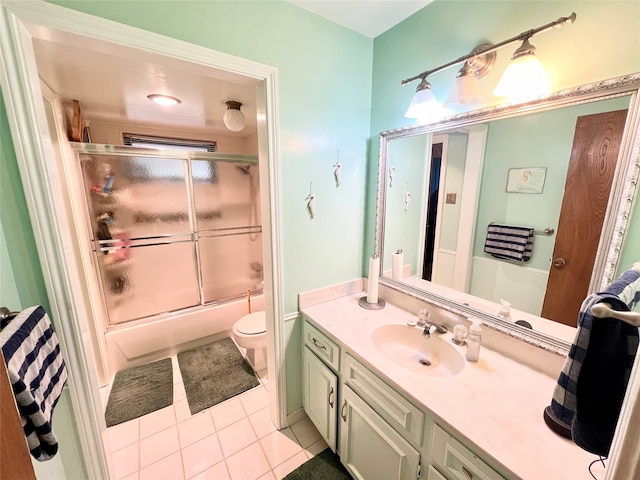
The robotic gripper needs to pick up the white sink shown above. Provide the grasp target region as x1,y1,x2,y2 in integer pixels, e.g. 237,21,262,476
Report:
371,324,465,377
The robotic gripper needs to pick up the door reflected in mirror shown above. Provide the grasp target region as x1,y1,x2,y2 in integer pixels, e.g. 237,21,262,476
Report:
381,95,631,328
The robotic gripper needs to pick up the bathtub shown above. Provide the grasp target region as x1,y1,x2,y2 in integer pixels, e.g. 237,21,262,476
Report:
105,294,265,373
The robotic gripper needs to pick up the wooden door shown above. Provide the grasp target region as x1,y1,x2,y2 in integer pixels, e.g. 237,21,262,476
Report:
1,355,36,480
541,109,628,326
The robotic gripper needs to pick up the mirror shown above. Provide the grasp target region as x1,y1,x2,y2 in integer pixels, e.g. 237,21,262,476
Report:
376,73,640,353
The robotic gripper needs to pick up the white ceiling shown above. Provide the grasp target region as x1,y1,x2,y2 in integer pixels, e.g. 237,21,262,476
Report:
290,0,432,37
31,2,431,138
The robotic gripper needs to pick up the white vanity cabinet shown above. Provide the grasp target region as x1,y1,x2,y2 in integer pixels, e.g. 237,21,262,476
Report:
302,317,507,480
302,322,340,451
339,384,421,480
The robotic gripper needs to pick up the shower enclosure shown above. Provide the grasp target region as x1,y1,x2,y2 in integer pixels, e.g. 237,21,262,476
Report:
75,144,263,327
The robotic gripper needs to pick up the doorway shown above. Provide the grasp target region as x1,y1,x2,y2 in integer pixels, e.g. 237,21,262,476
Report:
422,142,442,281
541,109,628,326
0,3,284,478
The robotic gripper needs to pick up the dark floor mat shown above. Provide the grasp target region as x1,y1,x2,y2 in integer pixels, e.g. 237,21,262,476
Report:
177,337,260,415
283,448,353,480
104,358,173,427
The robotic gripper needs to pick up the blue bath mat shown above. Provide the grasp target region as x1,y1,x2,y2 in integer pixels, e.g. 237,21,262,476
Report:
178,337,260,415
104,358,173,427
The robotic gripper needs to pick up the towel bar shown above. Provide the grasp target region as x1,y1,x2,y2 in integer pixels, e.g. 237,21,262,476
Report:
590,303,640,327
533,228,554,235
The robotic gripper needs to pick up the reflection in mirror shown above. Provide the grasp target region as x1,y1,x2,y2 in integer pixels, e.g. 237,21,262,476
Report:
377,74,640,351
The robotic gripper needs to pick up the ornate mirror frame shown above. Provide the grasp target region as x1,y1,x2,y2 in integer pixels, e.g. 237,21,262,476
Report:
375,73,640,356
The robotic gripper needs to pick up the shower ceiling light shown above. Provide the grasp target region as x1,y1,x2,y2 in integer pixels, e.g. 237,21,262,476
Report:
223,101,246,132
401,12,576,120
147,94,181,106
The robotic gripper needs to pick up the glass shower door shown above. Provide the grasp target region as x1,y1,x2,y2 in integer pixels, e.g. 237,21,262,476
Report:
192,160,263,302
80,153,200,325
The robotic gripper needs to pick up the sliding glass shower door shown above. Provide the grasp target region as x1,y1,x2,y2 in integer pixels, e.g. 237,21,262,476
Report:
77,146,262,326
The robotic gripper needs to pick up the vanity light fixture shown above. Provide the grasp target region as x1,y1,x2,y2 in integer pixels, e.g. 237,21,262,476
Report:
223,100,246,132
147,94,181,106
401,12,577,119
492,38,550,102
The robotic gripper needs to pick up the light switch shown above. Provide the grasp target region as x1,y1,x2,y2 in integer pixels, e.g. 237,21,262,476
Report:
446,193,457,204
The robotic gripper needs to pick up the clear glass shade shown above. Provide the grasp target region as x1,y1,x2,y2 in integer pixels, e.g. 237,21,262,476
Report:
493,53,550,102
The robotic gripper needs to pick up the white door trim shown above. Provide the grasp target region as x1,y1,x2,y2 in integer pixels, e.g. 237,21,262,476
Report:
0,2,285,478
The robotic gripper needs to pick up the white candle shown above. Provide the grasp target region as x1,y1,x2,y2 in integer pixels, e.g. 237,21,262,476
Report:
367,255,380,304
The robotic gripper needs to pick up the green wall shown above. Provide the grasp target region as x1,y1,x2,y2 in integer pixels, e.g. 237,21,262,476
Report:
368,0,640,265
474,96,631,271
384,134,430,276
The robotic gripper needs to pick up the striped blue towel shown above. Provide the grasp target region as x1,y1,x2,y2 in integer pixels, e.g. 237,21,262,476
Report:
0,306,68,461
548,269,640,454
483,222,534,262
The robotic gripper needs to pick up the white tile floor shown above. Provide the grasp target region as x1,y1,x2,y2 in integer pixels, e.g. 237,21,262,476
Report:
101,353,327,480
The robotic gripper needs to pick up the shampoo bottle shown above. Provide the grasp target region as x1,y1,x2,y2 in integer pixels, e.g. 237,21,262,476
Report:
466,318,482,362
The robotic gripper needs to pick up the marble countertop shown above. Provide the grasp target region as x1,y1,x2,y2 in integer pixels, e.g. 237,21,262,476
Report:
301,293,603,480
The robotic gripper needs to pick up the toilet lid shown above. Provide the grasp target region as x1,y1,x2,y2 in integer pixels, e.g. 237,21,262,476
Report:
236,311,266,335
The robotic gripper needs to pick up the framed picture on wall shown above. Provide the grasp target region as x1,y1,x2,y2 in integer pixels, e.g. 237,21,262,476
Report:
506,167,547,194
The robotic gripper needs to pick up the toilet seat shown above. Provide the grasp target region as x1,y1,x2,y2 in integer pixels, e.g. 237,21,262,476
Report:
234,311,266,336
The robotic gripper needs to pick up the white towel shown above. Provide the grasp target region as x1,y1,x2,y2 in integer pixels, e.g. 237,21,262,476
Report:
0,306,67,461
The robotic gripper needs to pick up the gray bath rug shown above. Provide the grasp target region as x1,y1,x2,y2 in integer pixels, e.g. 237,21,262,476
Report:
177,337,260,415
283,448,353,480
104,358,173,427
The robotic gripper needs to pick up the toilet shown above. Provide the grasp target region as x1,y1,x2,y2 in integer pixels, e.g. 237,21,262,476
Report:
232,311,267,371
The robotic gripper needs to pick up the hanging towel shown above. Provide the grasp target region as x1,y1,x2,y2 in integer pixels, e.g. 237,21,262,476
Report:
483,222,534,262
0,306,68,461
546,268,640,456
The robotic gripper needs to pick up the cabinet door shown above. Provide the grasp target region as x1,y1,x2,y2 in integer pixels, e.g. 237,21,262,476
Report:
339,386,421,480
303,347,338,451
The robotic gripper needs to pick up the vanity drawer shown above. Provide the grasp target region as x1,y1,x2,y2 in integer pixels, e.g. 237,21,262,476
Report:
431,424,506,480
303,321,340,371
426,465,448,480
342,353,424,446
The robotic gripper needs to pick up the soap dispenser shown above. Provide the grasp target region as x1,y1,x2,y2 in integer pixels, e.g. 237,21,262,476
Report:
497,299,512,321
466,318,482,362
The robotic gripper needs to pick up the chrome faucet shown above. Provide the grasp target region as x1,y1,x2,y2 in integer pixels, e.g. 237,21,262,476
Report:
422,322,448,339
416,308,448,339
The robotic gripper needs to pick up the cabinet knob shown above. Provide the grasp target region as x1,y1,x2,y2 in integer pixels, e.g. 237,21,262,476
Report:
328,386,334,408
553,257,566,268
341,400,348,422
